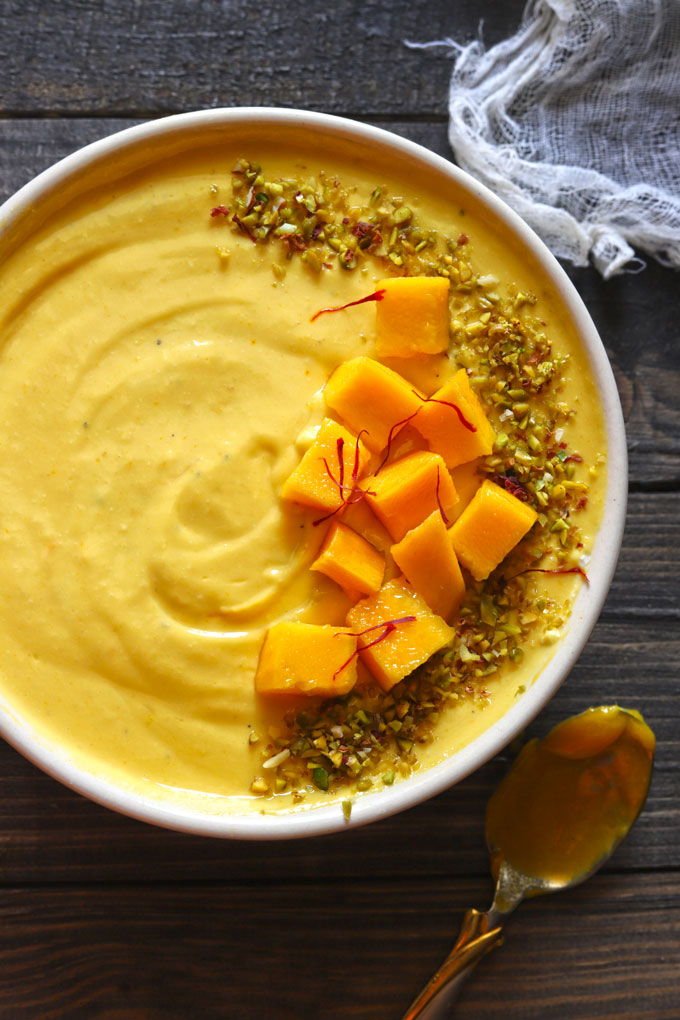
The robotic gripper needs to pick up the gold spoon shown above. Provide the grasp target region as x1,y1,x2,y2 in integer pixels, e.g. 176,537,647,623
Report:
402,705,655,1020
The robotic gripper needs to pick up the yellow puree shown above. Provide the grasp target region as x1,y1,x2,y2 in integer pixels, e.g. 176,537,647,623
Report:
0,137,606,813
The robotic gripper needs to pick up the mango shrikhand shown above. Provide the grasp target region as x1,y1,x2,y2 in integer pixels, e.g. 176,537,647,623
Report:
0,130,606,814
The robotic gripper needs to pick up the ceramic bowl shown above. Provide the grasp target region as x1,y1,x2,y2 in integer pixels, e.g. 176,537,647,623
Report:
0,108,627,838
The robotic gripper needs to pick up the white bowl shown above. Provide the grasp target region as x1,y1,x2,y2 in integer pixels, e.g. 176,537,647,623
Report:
0,108,627,839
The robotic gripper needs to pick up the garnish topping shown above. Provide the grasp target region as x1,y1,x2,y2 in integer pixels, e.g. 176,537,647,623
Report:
375,410,421,475
412,391,476,432
333,616,417,678
314,431,374,527
231,212,257,243
376,391,476,476
511,566,590,584
435,467,451,526
310,288,386,323
491,473,531,503
241,158,595,799
210,205,230,217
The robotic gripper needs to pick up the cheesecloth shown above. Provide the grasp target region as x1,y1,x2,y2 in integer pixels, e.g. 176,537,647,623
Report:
407,0,680,277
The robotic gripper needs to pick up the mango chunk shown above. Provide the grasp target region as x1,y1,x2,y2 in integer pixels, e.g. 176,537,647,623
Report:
391,511,466,621
255,622,358,697
362,450,458,542
450,479,538,581
311,521,385,598
449,458,484,522
346,578,454,691
341,497,394,554
413,368,496,468
323,356,423,452
281,417,370,512
375,277,450,357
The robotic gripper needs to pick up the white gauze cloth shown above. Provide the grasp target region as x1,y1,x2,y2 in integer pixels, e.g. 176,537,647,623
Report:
408,0,680,277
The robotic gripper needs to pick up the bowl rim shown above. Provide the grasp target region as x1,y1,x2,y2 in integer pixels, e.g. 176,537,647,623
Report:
0,106,628,839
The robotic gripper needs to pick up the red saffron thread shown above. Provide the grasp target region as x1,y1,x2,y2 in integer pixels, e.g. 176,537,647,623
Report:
333,615,417,678
412,391,476,432
210,205,230,217
375,411,420,475
322,459,348,493
511,566,590,584
336,437,345,495
435,466,451,526
352,430,368,486
312,504,344,529
312,481,375,527
231,213,257,243
310,288,386,323
376,392,477,476
314,432,374,527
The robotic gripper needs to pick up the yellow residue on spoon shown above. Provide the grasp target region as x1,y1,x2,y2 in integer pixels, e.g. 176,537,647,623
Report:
486,705,655,887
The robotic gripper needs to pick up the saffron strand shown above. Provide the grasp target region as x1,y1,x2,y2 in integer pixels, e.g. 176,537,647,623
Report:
511,566,590,584
333,615,417,678
310,288,386,323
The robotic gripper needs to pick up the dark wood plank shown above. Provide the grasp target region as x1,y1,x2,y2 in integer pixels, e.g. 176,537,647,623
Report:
567,264,680,488
0,616,675,883
608,491,679,619
0,0,527,118
0,873,676,1019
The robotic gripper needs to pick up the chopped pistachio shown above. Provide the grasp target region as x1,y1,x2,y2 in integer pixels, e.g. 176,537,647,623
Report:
392,205,412,225
313,767,329,791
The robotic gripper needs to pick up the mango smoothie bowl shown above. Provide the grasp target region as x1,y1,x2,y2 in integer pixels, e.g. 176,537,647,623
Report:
0,109,626,838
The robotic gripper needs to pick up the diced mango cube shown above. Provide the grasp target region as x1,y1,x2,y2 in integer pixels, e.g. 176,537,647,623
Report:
375,276,450,357
391,511,466,621
449,458,484,522
413,369,495,468
255,622,358,697
323,356,423,452
341,497,394,554
346,578,454,691
362,450,458,542
450,479,538,581
281,417,370,512
311,521,385,598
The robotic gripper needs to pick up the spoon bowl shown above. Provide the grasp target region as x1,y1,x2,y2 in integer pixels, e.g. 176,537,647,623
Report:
402,706,655,1019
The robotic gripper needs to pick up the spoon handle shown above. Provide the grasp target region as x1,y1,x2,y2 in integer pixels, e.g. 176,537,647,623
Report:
400,909,503,1020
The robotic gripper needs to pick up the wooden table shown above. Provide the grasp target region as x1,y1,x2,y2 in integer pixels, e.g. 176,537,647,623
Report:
0,2,678,1016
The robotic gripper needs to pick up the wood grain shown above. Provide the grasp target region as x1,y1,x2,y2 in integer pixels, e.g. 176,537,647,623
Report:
0,875,677,1019
0,0,526,118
